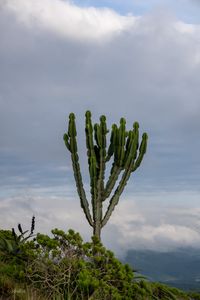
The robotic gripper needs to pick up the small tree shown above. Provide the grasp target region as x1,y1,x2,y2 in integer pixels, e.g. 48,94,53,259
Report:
64,111,148,240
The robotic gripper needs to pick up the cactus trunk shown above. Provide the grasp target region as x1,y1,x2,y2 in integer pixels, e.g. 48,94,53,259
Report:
93,224,101,240
92,197,102,239
64,111,148,241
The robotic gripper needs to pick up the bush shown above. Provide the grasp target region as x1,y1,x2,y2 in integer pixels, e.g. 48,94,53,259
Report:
26,229,139,299
1,226,200,299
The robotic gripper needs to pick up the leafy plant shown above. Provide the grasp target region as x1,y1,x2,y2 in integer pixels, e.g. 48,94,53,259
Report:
0,216,35,261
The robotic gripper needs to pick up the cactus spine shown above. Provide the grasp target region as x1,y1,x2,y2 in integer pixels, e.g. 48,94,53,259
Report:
64,111,148,240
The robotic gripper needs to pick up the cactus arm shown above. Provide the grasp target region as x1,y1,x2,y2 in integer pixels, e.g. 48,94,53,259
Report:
102,133,137,227
103,119,127,201
64,113,93,226
96,116,108,193
106,124,117,161
103,124,122,200
95,116,108,218
101,155,134,227
63,133,71,151
123,122,139,168
132,133,148,172
103,165,122,201
118,118,126,166
85,111,98,222
92,116,108,237
102,129,147,228
71,153,93,226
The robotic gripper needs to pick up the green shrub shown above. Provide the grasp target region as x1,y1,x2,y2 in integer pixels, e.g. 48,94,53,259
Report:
1,225,200,299
23,229,140,299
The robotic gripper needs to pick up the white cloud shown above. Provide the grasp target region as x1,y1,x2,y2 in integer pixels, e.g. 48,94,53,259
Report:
3,0,200,43
0,192,90,240
106,192,200,253
2,0,137,41
1,190,200,255
175,21,196,33
118,224,200,251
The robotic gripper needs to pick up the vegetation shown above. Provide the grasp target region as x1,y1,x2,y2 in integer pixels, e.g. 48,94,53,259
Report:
0,222,200,300
63,111,148,240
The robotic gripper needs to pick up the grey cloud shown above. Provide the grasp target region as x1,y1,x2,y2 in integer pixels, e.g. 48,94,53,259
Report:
1,5,200,193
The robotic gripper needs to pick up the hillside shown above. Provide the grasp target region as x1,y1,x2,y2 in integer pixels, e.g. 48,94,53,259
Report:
124,248,200,291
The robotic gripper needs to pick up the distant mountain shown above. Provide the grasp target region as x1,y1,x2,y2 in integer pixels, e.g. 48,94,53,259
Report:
123,248,200,291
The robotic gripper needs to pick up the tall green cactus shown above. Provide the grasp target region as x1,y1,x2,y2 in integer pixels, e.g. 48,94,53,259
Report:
64,111,148,240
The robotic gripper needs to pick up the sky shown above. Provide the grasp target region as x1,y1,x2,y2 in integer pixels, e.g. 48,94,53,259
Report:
0,0,200,256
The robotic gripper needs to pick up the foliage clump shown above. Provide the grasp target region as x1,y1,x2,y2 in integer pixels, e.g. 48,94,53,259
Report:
26,229,138,299
0,225,200,299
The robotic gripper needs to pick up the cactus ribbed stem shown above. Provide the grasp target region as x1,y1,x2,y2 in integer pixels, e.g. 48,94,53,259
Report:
64,111,148,240
85,111,98,222
102,134,137,227
102,164,133,227
64,114,93,227
103,165,122,201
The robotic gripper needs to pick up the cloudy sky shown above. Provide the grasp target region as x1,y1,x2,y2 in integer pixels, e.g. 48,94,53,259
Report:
0,0,200,255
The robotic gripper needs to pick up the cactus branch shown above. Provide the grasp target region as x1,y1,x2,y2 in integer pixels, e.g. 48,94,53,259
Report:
102,131,138,227
64,113,93,226
85,111,98,223
101,162,133,227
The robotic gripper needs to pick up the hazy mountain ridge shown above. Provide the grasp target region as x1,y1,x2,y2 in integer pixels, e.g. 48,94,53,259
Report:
123,248,200,291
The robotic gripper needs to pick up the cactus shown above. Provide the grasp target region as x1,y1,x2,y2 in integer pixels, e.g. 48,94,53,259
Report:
64,111,148,240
